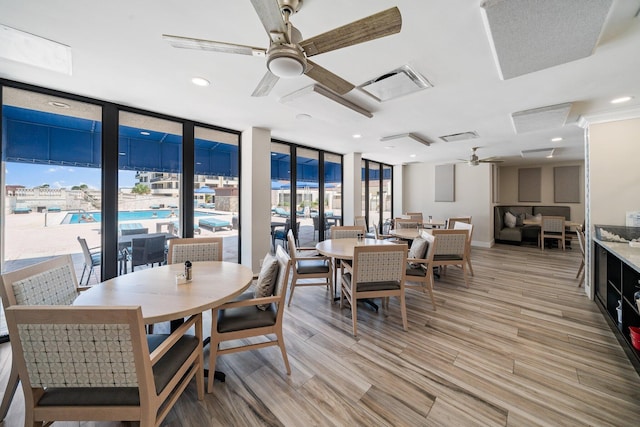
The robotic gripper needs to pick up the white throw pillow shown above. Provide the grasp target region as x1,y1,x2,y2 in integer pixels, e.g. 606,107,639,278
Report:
504,211,517,228
254,253,279,310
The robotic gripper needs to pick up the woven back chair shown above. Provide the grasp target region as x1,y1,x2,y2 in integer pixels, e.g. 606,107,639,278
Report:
4,305,203,426
209,246,292,391
431,229,470,287
331,225,366,239
0,255,83,421
453,221,475,276
167,237,223,264
539,216,566,251
395,218,420,229
340,243,408,336
286,229,333,306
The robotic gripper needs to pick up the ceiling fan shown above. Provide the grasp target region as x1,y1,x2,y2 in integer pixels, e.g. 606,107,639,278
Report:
162,0,402,97
459,147,504,166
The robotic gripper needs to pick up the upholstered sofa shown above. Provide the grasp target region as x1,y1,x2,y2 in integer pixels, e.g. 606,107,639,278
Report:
494,205,571,244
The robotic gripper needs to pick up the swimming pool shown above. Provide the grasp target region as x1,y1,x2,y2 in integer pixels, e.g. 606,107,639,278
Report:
62,209,221,224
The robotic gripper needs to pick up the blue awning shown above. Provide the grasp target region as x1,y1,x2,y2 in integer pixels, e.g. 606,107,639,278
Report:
3,106,238,177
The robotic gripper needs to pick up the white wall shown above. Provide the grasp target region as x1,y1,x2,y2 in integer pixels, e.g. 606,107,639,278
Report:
590,117,640,226
498,161,585,226
240,127,272,273
403,162,493,247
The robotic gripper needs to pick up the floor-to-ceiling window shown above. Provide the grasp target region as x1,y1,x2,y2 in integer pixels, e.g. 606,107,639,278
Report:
271,142,342,248
1,86,102,338
270,143,291,251
194,126,240,262
362,159,394,232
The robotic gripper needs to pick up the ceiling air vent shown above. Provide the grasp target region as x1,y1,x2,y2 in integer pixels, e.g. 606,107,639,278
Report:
521,148,555,158
380,133,432,147
511,103,572,133
439,131,479,143
358,64,432,102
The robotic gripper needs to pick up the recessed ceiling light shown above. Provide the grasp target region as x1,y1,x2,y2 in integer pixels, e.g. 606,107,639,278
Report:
384,146,394,149
140,131,150,136
191,77,210,87
47,101,70,108
551,137,563,142
296,113,312,120
611,96,632,104
409,154,417,158
352,134,362,139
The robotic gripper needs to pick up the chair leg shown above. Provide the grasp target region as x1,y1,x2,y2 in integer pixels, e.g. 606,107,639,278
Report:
287,275,297,307
576,260,585,279
80,265,88,286
207,339,220,393
276,330,291,375
0,363,19,421
427,270,437,311
400,292,408,332
351,300,358,337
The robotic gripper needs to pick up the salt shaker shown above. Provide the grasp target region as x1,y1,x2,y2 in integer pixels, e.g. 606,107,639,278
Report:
185,260,192,281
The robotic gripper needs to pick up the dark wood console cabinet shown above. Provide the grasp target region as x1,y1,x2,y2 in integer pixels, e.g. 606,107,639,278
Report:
594,240,640,373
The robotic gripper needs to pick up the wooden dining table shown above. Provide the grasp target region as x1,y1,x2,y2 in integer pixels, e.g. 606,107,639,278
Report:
74,261,254,324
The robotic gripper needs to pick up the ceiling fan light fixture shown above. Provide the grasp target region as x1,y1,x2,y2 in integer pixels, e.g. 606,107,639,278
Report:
267,45,306,78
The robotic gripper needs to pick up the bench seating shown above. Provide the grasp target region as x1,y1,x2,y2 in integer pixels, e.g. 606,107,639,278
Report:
494,205,571,244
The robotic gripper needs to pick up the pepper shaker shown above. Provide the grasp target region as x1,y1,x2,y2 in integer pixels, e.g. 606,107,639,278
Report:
185,260,192,281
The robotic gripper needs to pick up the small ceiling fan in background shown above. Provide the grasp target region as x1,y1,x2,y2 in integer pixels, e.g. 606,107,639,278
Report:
459,147,504,166
162,0,402,97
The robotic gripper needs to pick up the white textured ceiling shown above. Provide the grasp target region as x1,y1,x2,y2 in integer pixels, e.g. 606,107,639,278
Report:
1,0,639,166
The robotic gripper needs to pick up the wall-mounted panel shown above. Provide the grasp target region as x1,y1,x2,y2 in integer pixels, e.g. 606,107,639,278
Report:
554,165,580,203
519,167,541,202
435,164,455,202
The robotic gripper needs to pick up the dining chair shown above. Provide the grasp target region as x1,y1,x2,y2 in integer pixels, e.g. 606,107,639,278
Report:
453,221,475,276
394,218,420,229
0,255,86,422
77,236,101,285
130,234,167,271
431,229,470,287
539,215,566,250
405,212,424,225
446,216,472,229
330,225,365,239
209,246,292,392
404,231,437,310
340,243,408,336
4,305,203,426
576,228,586,286
286,229,333,306
167,237,223,264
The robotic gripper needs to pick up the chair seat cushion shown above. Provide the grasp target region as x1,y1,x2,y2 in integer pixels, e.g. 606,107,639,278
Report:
218,291,277,333
37,334,200,406
343,273,401,291
297,259,329,274
406,265,426,277
434,254,463,261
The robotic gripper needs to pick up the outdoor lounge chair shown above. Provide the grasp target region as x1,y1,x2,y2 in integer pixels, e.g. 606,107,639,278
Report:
198,217,231,231
273,207,288,217
12,203,31,214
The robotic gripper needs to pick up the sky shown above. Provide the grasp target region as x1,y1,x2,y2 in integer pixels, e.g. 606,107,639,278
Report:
5,163,138,189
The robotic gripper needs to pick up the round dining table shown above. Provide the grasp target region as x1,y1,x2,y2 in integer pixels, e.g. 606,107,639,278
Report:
74,261,254,324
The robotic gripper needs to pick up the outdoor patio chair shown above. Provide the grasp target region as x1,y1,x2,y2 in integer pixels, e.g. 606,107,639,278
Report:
4,305,203,426
130,235,167,271
77,236,101,285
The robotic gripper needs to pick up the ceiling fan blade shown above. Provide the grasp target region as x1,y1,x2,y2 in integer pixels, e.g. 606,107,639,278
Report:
249,0,287,37
162,34,266,56
300,7,402,57
304,60,355,95
251,71,280,97
479,159,505,163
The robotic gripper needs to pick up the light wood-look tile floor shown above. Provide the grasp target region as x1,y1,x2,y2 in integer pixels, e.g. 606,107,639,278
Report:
1,243,640,426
